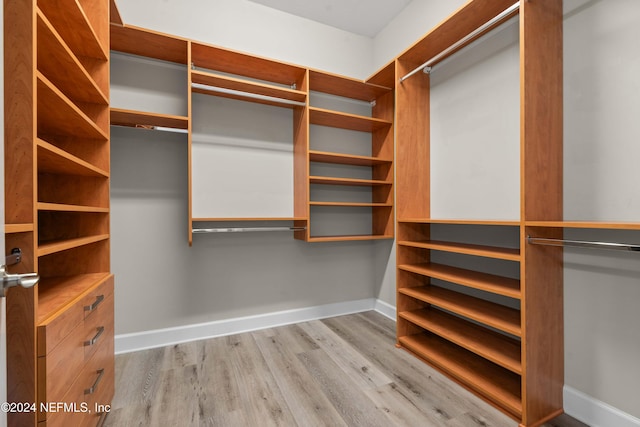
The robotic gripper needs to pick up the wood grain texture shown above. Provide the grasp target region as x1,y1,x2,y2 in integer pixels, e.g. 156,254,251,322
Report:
399,285,521,337
398,0,515,64
309,69,391,101
37,11,108,106
191,42,306,89
309,107,392,132
395,59,430,220
110,108,189,130
191,70,307,104
110,23,188,63
518,0,564,424
292,70,309,241
398,239,520,261
39,0,108,60
520,0,563,222
309,151,392,167
103,312,584,427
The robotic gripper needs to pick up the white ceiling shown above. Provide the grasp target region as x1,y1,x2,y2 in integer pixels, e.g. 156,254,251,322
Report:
246,0,413,38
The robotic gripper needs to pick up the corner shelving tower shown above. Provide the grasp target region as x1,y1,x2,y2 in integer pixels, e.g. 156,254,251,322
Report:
304,67,395,242
395,0,563,426
5,0,114,425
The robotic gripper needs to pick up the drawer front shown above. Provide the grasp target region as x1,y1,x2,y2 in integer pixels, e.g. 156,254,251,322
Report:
42,315,114,427
38,274,114,357
38,279,114,403
38,275,115,423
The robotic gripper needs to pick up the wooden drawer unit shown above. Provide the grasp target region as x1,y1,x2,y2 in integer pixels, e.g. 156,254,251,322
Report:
42,313,115,427
37,275,115,425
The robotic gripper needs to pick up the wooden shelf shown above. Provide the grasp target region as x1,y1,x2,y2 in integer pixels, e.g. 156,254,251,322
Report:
111,23,189,63
191,42,307,88
366,60,396,89
191,69,307,108
398,240,520,261
399,285,521,337
37,10,108,106
309,69,391,102
192,217,307,222
399,333,522,419
5,224,34,234
37,203,109,213
38,234,109,257
310,202,393,208
398,0,516,66
399,308,522,374
110,108,189,130
37,138,109,178
525,220,640,230
309,107,391,132
398,263,521,299
39,0,108,60
37,273,111,325
310,176,392,187
309,150,392,167
399,218,521,226
308,234,393,242
37,73,108,141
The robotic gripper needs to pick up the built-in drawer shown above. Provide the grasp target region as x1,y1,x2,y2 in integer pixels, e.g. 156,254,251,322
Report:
37,275,114,424
38,275,114,357
40,300,114,427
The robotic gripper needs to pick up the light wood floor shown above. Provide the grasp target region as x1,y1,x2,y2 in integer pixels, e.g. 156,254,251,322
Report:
104,311,588,427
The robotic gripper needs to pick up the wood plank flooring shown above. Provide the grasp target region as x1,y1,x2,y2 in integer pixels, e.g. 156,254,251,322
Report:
104,311,588,427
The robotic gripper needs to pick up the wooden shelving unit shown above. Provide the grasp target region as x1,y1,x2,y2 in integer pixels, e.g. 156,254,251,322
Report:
187,41,309,244
4,0,114,425
304,69,395,242
110,22,396,245
394,1,563,425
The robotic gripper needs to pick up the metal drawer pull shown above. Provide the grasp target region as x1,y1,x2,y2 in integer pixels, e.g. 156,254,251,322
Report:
84,326,105,347
84,369,105,395
84,294,105,312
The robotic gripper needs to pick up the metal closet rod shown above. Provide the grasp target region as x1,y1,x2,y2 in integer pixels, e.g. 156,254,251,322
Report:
527,236,640,252
193,226,306,234
399,1,520,83
111,123,189,134
191,82,307,107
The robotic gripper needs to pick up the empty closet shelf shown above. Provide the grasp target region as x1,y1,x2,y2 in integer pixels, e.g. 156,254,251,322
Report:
110,108,189,130
398,240,520,261
398,263,521,299
309,202,392,207
310,176,392,187
309,151,392,166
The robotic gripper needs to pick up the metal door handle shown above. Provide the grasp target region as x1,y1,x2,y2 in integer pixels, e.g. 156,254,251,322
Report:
1,265,40,297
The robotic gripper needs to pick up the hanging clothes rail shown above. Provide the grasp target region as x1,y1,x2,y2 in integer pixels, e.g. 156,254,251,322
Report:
111,123,189,134
193,226,306,234
527,236,640,252
191,82,307,107
399,1,520,83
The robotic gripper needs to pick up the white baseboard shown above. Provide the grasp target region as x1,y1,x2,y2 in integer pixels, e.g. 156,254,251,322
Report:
116,298,380,354
374,299,396,320
564,386,640,427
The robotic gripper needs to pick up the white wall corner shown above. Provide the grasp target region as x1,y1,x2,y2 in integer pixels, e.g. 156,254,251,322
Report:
374,299,396,321
564,386,640,427
115,298,377,354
